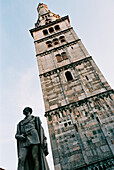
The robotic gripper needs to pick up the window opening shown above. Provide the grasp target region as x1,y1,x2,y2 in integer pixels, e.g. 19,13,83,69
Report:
49,27,54,33
62,111,65,117
85,112,88,117
43,29,48,35
100,166,104,170
53,38,59,45
85,75,89,80
103,164,106,169
64,123,67,127
46,18,50,21
87,140,92,145
91,114,94,119
48,115,52,121
59,36,66,43
55,25,60,31
96,117,100,123
46,41,53,48
74,124,78,131
95,167,98,170
68,121,71,125
56,54,62,62
57,112,60,118
65,71,73,81
61,52,68,60
93,130,97,135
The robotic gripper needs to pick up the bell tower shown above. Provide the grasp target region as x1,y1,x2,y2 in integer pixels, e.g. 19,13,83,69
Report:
30,3,114,170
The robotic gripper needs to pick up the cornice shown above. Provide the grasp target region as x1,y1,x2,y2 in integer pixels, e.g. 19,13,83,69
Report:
45,89,114,116
34,27,73,43
39,56,92,78
78,157,114,170
36,39,80,57
30,15,70,37
39,11,50,17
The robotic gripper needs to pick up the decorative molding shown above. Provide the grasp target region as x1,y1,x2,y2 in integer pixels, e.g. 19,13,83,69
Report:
38,11,49,17
36,39,80,57
30,15,70,37
80,157,114,170
39,56,92,78
34,27,73,43
45,89,114,116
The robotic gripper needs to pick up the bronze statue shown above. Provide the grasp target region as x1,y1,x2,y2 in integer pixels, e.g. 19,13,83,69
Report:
15,107,50,170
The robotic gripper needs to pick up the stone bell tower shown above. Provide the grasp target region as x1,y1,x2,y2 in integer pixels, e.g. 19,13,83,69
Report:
30,3,114,170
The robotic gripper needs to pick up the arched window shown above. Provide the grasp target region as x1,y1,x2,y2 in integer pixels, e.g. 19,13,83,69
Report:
46,41,53,48
53,38,59,45
49,27,54,33
64,123,67,127
55,25,60,31
56,54,62,62
65,71,73,81
43,29,48,35
61,52,68,60
59,36,66,43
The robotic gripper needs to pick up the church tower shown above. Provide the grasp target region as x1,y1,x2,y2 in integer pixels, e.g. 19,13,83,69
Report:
30,3,114,170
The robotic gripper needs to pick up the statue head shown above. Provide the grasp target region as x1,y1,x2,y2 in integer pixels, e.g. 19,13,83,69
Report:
23,107,32,115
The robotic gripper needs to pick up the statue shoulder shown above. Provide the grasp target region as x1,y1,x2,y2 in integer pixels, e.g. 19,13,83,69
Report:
34,116,40,120
34,116,42,124
17,118,25,126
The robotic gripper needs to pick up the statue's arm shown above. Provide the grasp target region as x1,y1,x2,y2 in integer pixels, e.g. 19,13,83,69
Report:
15,124,25,140
41,126,49,156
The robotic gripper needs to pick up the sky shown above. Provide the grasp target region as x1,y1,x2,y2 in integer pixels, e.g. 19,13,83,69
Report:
0,0,114,170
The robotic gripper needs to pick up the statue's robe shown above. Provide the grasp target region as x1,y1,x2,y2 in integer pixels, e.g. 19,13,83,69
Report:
16,116,50,170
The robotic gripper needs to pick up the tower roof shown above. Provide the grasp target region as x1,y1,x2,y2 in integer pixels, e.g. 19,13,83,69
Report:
35,3,60,27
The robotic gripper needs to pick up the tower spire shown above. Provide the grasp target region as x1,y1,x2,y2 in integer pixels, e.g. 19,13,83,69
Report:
35,3,60,27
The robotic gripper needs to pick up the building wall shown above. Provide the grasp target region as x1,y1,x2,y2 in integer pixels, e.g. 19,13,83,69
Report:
46,90,114,170
39,56,111,112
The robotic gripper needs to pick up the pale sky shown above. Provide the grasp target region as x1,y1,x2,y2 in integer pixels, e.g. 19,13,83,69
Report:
0,0,114,170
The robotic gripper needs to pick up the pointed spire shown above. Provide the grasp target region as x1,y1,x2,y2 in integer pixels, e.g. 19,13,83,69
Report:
35,3,60,27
